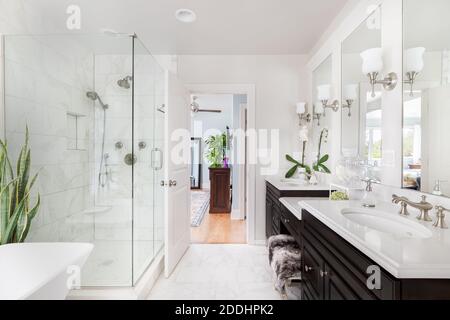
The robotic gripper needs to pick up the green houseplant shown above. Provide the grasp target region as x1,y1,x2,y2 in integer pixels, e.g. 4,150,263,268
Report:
285,140,312,178
0,128,40,245
205,133,226,168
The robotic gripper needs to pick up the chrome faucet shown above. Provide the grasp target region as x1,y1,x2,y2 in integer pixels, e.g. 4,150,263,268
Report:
433,206,449,229
361,178,380,208
392,194,434,221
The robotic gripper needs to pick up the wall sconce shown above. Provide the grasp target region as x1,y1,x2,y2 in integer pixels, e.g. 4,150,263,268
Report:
313,102,324,126
317,85,340,116
342,84,358,117
404,47,425,97
361,47,398,98
296,102,311,125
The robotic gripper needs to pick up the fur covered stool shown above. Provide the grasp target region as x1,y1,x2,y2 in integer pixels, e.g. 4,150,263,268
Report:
267,235,302,298
267,234,298,263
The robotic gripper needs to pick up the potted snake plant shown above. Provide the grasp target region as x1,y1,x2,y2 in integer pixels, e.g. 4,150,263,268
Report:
0,127,40,245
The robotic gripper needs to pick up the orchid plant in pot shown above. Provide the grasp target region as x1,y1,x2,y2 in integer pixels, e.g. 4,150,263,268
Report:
285,125,311,178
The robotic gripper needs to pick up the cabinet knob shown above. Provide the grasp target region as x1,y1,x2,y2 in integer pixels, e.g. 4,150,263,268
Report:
284,218,290,223
304,265,313,272
320,270,328,277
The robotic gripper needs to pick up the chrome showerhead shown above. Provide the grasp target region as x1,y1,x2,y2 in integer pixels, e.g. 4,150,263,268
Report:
117,76,132,89
86,91,108,109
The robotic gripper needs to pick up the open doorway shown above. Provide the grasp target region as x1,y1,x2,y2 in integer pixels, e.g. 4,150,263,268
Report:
189,93,248,244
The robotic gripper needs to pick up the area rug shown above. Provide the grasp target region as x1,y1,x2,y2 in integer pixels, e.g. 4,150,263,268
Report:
191,190,210,227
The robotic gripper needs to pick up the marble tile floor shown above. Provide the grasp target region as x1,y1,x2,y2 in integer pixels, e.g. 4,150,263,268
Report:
147,244,281,300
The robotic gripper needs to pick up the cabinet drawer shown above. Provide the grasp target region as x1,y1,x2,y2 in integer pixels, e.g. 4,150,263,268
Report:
302,210,399,300
280,205,302,243
302,238,324,300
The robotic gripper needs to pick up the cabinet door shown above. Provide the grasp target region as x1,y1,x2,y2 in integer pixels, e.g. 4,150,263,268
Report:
265,198,273,238
302,240,324,300
272,203,281,235
323,264,360,300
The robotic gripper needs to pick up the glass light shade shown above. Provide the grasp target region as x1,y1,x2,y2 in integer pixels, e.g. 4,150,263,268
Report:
344,84,358,100
317,85,331,101
315,101,324,114
360,48,383,74
406,47,426,73
296,102,306,114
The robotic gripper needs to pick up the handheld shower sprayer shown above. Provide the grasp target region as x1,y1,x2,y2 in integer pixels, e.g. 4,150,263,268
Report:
86,91,109,109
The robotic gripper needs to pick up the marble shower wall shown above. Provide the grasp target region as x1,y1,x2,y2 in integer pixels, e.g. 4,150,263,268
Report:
3,35,96,242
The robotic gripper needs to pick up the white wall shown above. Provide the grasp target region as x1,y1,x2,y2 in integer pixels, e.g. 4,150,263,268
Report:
191,94,234,188
3,35,95,243
179,55,308,241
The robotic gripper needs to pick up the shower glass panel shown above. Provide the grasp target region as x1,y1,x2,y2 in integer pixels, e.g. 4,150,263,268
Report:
132,38,165,284
2,33,164,287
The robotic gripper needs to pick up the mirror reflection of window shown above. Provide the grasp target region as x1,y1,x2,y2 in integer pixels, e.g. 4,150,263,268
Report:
341,6,382,169
402,0,450,197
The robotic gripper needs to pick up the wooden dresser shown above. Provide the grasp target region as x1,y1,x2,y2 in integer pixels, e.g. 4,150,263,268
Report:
209,168,231,213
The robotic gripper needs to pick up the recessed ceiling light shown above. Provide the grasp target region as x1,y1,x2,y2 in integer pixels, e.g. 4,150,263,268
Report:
175,9,197,23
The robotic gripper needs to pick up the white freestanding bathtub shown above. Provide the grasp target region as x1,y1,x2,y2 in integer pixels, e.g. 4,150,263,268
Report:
0,243,94,300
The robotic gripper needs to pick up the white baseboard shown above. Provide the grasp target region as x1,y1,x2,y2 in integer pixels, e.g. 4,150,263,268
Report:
67,251,164,300
249,239,267,246
231,209,244,220
201,182,210,189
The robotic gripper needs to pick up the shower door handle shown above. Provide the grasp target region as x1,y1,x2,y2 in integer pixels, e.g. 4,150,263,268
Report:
151,148,163,171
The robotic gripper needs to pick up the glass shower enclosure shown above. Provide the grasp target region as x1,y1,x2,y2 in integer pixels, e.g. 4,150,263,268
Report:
2,33,165,286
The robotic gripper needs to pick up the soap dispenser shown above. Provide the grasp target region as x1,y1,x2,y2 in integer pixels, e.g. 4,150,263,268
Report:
432,180,446,196
361,178,380,208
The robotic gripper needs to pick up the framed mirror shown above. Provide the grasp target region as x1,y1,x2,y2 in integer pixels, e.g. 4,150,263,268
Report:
311,55,333,173
402,0,450,197
341,6,382,178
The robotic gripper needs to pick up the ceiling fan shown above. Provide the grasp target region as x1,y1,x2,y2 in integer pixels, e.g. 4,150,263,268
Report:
190,96,222,113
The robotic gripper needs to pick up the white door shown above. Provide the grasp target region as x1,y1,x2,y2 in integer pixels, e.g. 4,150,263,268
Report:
164,71,191,277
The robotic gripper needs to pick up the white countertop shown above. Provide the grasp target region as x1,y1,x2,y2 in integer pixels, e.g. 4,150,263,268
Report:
279,198,450,279
265,176,330,191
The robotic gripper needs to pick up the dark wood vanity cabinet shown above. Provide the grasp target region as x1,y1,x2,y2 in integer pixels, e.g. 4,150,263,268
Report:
266,181,450,300
265,182,329,239
301,210,395,300
301,209,450,300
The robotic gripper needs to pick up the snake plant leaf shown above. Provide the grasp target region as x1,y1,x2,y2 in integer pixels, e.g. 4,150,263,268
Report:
19,195,41,243
0,127,40,245
285,165,299,178
29,172,39,191
0,180,15,241
286,155,301,165
0,140,13,181
17,148,31,206
319,154,329,164
1,195,27,244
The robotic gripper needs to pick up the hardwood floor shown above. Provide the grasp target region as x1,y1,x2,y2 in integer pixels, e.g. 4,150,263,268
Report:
191,213,246,244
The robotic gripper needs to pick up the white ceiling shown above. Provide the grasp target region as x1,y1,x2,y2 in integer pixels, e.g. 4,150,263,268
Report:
32,0,349,54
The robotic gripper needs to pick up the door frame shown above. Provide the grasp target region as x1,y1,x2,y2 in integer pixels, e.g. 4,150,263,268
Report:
185,83,256,245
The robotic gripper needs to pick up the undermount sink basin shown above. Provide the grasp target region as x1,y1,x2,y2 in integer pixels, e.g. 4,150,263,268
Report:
341,208,433,239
